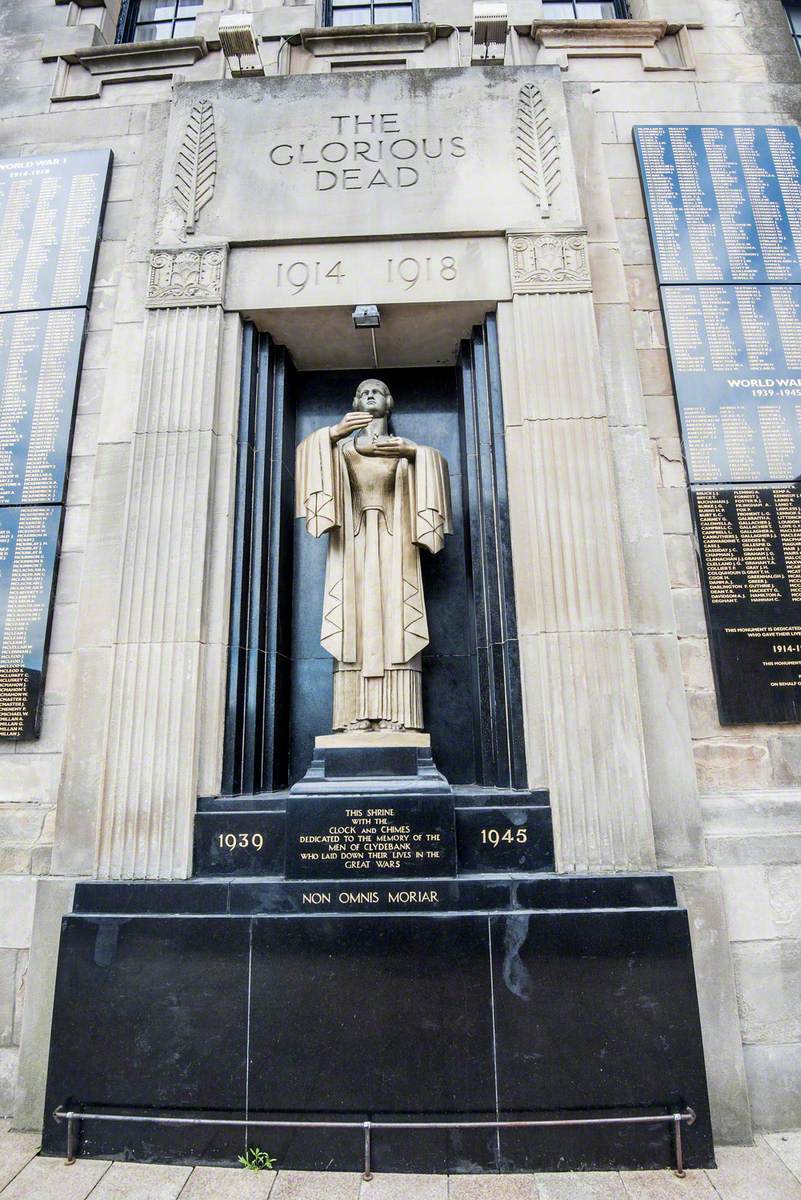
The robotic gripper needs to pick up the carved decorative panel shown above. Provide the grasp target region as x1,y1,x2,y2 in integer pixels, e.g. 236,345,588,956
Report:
507,231,590,294
146,246,227,308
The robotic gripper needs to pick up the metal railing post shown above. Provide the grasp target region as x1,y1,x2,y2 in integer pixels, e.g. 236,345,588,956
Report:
66,1112,79,1164
363,1121,372,1180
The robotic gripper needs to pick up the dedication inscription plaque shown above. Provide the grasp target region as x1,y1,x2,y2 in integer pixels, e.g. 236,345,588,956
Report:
285,795,456,879
692,485,801,723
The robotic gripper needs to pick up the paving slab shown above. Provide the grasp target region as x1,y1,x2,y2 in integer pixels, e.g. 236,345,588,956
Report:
86,1161,192,1200
177,1165,276,1198
763,1134,801,1184
0,1130,40,1191
271,1170,362,1200
0,1155,110,1200
709,1144,801,1200
534,1174,627,1200
619,1170,719,1199
360,1173,448,1199
448,1175,540,1198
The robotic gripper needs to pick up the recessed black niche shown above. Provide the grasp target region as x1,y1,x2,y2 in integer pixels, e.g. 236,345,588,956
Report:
222,315,528,795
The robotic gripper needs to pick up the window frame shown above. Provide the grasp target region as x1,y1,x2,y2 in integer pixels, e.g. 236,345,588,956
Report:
541,0,630,16
784,2,801,58
323,0,420,30
115,0,201,44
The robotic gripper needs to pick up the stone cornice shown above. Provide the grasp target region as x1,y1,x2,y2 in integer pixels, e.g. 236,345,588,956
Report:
529,19,669,44
70,36,208,74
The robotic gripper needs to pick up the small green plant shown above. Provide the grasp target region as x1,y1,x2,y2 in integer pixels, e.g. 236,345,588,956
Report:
238,1146,277,1172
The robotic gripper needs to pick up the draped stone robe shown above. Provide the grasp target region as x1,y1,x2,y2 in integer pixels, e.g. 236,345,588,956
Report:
296,427,452,730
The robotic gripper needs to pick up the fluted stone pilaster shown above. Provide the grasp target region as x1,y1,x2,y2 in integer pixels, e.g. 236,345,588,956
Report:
95,247,226,880
501,231,656,873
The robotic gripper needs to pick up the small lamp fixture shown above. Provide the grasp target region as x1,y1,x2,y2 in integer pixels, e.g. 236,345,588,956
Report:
352,304,381,329
471,0,508,64
352,305,381,367
219,13,265,77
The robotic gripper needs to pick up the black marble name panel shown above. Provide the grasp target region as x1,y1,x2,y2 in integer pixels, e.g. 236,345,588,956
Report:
0,150,112,312
691,483,801,723
663,284,801,483
635,125,801,285
0,504,61,739
285,796,456,880
0,308,87,505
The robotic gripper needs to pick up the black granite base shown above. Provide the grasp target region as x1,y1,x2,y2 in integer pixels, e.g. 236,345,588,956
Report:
42,873,714,1174
193,789,555,877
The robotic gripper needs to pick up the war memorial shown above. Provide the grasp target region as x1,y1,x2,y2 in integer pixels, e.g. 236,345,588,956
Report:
0,0,800,1192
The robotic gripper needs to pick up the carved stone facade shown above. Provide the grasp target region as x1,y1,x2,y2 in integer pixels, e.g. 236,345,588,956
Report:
1,0,800,1155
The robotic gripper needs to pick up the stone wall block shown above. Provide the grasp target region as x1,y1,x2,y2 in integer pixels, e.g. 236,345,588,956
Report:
502,277,656,873
138,306,223,434
543,630,656,873
633,633,705,865
512,292,607,421
522,418,630,632
96,640,201,879
673,868,753,1144
115,430,213,646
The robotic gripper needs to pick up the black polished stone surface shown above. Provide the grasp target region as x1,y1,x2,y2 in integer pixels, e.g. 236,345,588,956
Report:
71,872,678,917
285,795,456,879
42,887,713,1172
491,909,713,1170
291,743,450,796
43,916,250,1163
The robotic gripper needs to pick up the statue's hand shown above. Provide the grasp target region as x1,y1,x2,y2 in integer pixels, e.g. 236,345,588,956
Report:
371,435,416,460
330,412,372,442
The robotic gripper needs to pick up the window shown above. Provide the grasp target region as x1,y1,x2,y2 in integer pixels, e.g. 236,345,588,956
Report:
325,0,419,28
116,0,203,44
785,3,801,58
541,0,629,16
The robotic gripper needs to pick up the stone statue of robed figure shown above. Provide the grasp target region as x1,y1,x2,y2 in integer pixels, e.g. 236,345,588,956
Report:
296,379,452,733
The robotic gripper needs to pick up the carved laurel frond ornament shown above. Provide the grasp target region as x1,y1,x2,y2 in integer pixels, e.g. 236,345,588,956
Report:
174,99,217,235
515,84,561,217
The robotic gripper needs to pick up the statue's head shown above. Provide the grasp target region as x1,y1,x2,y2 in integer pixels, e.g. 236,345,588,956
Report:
353,378,393,418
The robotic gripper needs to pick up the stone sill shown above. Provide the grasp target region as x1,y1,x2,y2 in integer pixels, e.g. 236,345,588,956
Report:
292,23,437,56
